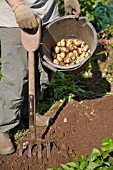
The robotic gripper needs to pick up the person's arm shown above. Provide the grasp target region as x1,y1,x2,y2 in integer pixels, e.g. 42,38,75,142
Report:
6,0,23,10
6,0,38,29
64,0,80,18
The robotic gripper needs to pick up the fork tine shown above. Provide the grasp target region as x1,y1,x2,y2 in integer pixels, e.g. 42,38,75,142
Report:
19,139,53,157
28,144,32,158
47,142,51,158
38,142,42,158
19,141,23,156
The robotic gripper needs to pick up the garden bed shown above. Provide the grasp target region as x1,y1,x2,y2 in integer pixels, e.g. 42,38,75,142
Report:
1,35,113,169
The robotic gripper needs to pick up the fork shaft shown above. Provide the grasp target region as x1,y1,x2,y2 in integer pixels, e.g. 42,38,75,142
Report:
28,51,36,139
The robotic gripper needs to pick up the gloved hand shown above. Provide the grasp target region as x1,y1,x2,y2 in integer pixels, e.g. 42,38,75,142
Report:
64,0,81,18
13,2,38,29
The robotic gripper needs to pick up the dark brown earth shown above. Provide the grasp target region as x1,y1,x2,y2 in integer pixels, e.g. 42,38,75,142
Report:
1,36,113,170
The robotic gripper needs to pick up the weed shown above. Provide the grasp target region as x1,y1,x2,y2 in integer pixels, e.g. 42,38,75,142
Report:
98,25,113,39
110,43,113,49
14,129,29,144
105,25,113,39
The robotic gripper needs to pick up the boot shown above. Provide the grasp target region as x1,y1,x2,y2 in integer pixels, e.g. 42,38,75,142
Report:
35,114,53,127
0,132,15,155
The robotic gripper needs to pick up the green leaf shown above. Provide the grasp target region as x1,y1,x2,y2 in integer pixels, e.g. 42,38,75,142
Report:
47,168,62,170
61,164,70,170
0,74,2,79
102,152,109,160
95,159,103,166
101,145,113,152
91,148,101,161
97,167,111,170
107,166,113,170
66,162,79,168
101,138,113,152
108,156,113,165
87,155,92,162
77,155,85,163
80,160,88,169
85,162,100,170
92,148,101,156
110,42,113,48
104,162,110,166
57,72,65,79
101,138,112,146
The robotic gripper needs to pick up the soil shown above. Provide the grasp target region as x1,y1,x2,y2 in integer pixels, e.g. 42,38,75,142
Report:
1,36,113,170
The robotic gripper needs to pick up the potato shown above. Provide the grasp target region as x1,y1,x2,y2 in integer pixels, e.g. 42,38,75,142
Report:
68,52,73,58
57,41,61,47
77,48,83,55
60,47,68,53
53,59,60,65
81,41,85,48
60,39,66,47
83,45,89,52
52,38,90,66
73,50,78,57
71,55,76,61
64,57,71,64
54,46,60,54
57,54,63,62
80,52,86,58
60,52,66,59
68,45,74,52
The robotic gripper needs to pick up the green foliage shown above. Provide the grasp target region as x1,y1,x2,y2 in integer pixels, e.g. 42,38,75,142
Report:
58,0,111,25
105,25,113,39
58,0,65,16
79,0,111,23
79,0,96,23
39,72,85,114
97,25,113,39
47,137,113,170
110,42,113,49
47,72,85,100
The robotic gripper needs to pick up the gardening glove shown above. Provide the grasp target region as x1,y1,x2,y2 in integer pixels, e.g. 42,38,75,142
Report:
64,0,81,18
13,2,38,29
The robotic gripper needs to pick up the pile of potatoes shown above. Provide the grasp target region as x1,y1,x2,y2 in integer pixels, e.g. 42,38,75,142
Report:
52,38,91,66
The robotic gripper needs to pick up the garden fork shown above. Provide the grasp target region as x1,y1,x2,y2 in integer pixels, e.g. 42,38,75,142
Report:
19,16,51,158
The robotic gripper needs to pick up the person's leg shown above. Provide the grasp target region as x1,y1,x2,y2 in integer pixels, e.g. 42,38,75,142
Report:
0,27,28,133
38,55,49,94
0,27,28,154
35,53,49,106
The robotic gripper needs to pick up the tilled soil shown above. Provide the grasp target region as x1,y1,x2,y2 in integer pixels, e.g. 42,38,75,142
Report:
1,31,113,170
0,95,113,170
